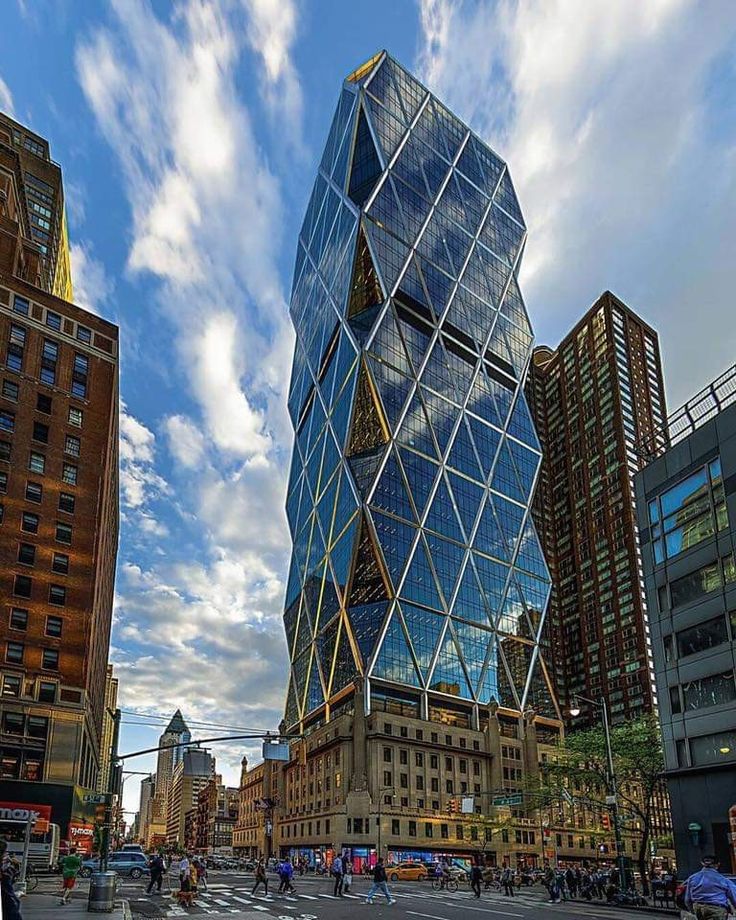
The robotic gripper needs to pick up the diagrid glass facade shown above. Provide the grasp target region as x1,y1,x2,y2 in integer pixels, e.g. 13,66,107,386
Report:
282,52,557,731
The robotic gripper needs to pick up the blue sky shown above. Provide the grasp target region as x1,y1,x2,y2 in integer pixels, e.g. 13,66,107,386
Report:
2,0,736,818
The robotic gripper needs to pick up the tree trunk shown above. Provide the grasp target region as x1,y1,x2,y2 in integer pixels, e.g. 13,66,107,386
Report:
638,825,650,896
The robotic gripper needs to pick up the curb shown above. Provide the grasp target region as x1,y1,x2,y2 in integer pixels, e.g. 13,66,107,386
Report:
118,899,133,920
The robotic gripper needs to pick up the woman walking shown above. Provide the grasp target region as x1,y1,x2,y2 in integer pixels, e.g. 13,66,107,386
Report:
252,859,269,897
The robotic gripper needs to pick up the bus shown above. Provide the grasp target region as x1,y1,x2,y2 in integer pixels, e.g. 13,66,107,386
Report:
1,819,60,871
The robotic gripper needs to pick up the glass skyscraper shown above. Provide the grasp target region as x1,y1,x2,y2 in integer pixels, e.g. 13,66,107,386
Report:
283,52,557,732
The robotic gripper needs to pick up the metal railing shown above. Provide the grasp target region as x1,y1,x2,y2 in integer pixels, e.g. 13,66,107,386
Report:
634,362,736,461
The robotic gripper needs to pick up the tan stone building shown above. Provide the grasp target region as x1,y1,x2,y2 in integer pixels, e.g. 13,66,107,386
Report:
96,665,118,794
166,748,213,847
233,755,280,858
195,774,239,855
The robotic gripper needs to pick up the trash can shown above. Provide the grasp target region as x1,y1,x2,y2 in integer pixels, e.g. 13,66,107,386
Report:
87,871,117,912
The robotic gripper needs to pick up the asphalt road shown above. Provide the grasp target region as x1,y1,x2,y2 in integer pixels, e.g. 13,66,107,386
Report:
101,870,677,920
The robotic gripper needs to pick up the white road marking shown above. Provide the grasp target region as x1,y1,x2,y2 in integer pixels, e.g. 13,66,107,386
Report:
442,904,525,917
407,911,452,920
298,894,319,900
232,895,252,904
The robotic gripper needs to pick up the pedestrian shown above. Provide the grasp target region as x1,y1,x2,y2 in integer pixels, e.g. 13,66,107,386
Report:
58,845,82,905
566,866,578,898
343,859,354,894
470,863,482,899
333,852,344,897
277,859,288,894
0,840,22,920
283,858,295,894
197,857,208,891
544,864,560,903
147,852,165,894
252,858,269,897
176,854,195,909
365,857,395,905
502,864,515,897
684,856,736,920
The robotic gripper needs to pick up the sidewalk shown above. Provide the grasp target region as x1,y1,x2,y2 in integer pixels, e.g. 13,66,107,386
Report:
21,888,130,920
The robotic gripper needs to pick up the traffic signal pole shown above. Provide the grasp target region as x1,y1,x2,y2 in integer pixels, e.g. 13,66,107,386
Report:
100,708,121,871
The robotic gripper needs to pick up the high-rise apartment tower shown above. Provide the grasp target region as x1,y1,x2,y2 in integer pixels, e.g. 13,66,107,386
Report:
528,292,666,724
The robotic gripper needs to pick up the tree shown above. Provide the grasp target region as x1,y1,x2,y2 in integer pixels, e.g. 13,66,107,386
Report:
542,716,665,894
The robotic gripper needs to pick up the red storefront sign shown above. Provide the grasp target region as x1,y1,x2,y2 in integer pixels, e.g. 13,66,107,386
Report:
0,801,52,832
68,822,95,855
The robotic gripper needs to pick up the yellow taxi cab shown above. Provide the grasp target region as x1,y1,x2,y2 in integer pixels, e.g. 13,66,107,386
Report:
387,862,427,882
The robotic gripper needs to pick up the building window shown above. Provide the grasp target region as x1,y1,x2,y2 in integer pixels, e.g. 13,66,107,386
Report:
408,820,416,837
690,730,736,766
13,296,29,316
17,543,35,566
0,440,10,461
675,616,729,658
13,575,32,598
52,552,69,575
383,770,392,786
670,560,722,608
38,681,56,703
58,493,75,514
6,642,24,664
41,649,59,670
416,752,424,767
456,823,464,839
7,324,26,372
40,340,58,386
62,464,77,486
25,481,42,503
32,422,49,443
383,747,392,762
2,380,19,401
2,675,21,697
64,436,80,457
72,354,89,398
441,823,448,839
10,608,28,630
68,407,83,427
55,522,72,544
77,326,92,344
425,823,433,838
36,393,52,414
0,410,14,432
46,311,61,331
49,585,66,606
682,672,736,711
391,819,400,835
21,512,39,534
45,617,63,638
29,452,45,474
0,472,6,493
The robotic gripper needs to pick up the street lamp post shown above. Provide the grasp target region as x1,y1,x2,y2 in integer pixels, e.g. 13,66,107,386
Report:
569,695,628,889
376,787,395,863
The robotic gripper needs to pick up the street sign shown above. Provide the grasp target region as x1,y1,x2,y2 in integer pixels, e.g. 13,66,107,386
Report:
82,794,109,804
605,795,617,805
561,787,574,806
492,794,523,806
461,796,474,814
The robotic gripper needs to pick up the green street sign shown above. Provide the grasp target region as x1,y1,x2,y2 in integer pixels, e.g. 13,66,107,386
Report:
492,794,523,806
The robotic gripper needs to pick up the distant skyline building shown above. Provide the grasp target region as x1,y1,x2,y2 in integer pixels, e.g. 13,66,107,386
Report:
166,747,213,847
96,664,118,794
0,110,119,839
282,49,557,736
634,366,736,874
528,292,667,724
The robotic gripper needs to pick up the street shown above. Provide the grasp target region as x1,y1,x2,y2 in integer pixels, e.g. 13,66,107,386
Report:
26,870,678,920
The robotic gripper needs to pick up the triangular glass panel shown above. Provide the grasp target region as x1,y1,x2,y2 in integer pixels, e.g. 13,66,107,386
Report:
493,169,524,225
455,139,487,194
486,319,517,376
371,511,418,592
486,374,514,427
491,494,526,559
305,653,325,714
365,58,406,122
315,616,340,689
368,358,413,430
368,175,410,243
476,649,499,705
349,446,386,499
467,367,502,427
393,135,432,200
331,512,358,592
364,218,410,295
524,651,560,719
319,562,341,623
350,302,382,348
292,648,311,711
396,308,433,377
501,638,534,710
507,393,541,451
370,449,416,523
302,174,328,251
452,619,493,693
497,578,533,638
320,87,356,178
397,255,432,313
284,676,300,727
364,94,405,165
386,57,425,122
474,495,510,562
419,258,455,319
347,361,389,457
446,471,484,539
284,549,303,615
347,225,384,319
432,99,465,162
491,441,525,503
493,315,532,376
331,617,359,692
284,595,301,656
400,602,445,683
332,469,359,543
418,137,451,198
371,609,421,687
396,390,436,459
514,571,550,638
424,532,466,607
398,447,438,521
429,629,472,698
508,439,540,502
316,470,338,544
393,175,431,241
421,338,459,403
367,304,413,375
515,520,548,578
399,534,443,611
472,136,504,198
494,642,520,709
332,118,355,193
348,600,388,668
447,416,483,482
330,336,358,408
445,286,490,352
424,474,465,544
422,390,457,457
499,275,531,333
347,513,390,606
473,553,509,622
466,415,501,482
480,203,525,268
348,106,383,207
306,520,327,577
452,559,490,626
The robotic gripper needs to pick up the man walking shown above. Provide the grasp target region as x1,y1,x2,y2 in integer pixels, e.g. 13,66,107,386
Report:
147,852,165,894
252,858,269,897
332,852,344,897
684,856,736,920
470,862,483,899
0,840,22,920
366,857,395,905
502,864,515,897
58,846,82,905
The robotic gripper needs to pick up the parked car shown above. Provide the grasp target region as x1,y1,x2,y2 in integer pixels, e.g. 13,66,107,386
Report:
80,851,150,879
387,862,427,882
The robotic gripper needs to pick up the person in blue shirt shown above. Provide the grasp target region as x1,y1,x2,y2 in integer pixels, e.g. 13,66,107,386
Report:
684,856,736,920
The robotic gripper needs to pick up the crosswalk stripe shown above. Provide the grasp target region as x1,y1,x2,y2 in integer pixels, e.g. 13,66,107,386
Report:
232,896,251,904
298,894,319,899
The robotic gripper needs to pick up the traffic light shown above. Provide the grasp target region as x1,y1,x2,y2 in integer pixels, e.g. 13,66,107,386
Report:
447,798,458,814
601,813,611,831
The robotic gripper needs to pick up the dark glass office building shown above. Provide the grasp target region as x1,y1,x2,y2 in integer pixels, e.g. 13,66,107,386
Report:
634,366,736,874
282,51,557,733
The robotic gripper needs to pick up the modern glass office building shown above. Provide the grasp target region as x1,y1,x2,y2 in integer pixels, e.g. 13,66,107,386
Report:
282,52,556,732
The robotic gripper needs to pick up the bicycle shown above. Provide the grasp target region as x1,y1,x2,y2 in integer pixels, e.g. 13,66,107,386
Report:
432,877,458,893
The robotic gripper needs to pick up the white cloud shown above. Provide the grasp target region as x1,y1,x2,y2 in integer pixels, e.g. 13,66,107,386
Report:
164,415,206,470
69,241,113,315
119,404,168,511
0,76,14,116
416,0,736,406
